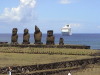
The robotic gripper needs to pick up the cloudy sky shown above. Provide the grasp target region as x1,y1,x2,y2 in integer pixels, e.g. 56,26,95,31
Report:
0,0,100,33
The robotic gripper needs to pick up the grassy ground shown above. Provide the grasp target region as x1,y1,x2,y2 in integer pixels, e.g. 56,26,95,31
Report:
0,47,100,75
51,63,100,75
0,53,96,68
0,47,100,67
0,47,99,55
2,64,100,75
73,64,100,75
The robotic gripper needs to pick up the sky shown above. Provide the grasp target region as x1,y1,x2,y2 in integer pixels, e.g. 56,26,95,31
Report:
0,0,100,33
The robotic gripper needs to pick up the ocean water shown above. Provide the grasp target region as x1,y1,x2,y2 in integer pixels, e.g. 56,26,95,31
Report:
0,34,100,49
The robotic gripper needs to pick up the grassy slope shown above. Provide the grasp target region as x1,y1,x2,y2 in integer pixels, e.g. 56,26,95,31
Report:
0,53,95,68
50,64,100,75
0,47,99,55
0,47,100,75
2,64,100,75
0,47,100,67
73,64,100,75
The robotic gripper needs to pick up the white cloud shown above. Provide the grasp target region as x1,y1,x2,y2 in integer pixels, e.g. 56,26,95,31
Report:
0,0,36,24
59,0,80,4
59,0,72,4
69,23,81,27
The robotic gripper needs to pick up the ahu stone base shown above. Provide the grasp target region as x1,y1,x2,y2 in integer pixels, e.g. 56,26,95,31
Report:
0,44,90,49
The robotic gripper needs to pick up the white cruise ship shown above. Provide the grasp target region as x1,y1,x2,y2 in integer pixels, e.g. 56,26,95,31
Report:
61,25,72,36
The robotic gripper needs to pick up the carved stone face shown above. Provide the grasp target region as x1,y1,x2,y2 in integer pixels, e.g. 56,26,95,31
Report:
47,30,53,36
60,38,63,41
35,25,40,32
12,28,17,35
24,29,28,34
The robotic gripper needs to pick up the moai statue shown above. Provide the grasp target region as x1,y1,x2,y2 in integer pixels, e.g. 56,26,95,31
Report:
22,28,30,44
46,30,55,45
11,28,18,44
34,25,43,44
59,38,64,45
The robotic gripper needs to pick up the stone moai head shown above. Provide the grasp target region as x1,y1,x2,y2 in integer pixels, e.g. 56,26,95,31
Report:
12,28,18,35
11,28,18,44
24,28,29,34
46,30,55,45
23,28,30,44
35,25,40,33
59,38,64,45
47,30,53,37
34,25,43,44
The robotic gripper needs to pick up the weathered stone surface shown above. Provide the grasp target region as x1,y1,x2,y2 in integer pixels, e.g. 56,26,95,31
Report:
46,30,55,45
0,42,8,44
11,28,18,44
22,28,30,44
59,38,64,45
34,25,43,44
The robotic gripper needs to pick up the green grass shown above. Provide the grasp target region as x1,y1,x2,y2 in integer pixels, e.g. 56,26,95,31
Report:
0,47,99,55
0,47,100,75
0,47,99,68
0,53,97,68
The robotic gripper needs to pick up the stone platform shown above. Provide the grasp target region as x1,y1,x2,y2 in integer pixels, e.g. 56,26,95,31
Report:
0,44,90,49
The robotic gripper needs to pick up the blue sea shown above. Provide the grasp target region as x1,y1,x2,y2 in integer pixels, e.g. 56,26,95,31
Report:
0,34,100,50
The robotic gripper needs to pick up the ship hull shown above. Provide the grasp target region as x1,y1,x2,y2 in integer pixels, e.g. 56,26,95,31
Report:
62,32,72,36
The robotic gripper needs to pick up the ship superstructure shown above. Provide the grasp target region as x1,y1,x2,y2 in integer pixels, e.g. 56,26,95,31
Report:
61,25,72,35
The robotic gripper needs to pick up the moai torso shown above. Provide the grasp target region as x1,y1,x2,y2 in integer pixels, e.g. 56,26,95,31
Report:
23,29,30,44
34,25,43,44
59,38,64,45
11,28,18,44
46,30,55,45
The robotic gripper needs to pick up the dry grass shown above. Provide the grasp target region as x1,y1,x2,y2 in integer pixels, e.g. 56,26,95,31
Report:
0,47,99,67
0,47,99,55
73,64,100,75
0,53,96,68
0,47,100,75
49,64,100,75
2,64,100,75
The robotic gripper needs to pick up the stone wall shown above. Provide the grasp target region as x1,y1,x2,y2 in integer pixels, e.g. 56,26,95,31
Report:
0,57,99,74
